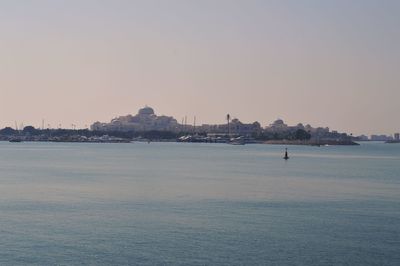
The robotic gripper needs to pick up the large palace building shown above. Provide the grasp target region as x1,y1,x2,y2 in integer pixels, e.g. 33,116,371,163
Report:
91,106,180,132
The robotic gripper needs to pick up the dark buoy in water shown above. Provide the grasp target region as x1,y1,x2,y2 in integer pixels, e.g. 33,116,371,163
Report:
284,148,289,160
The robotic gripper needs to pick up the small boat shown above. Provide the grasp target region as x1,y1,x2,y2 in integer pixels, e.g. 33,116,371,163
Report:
283,148,289,160
230,141,245,145
229,136,245,145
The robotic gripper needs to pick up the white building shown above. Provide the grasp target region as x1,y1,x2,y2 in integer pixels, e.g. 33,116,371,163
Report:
91,106,180,132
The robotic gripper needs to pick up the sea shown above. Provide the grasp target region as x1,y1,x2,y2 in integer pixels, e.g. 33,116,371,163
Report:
0,141,399,265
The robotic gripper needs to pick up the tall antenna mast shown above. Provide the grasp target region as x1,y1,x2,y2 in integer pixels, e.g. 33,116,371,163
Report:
193,116,196,133
184,116,187,132
227,114,231,136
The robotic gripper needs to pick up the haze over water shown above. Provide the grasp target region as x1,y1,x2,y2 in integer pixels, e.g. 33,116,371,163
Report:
0,141,399,265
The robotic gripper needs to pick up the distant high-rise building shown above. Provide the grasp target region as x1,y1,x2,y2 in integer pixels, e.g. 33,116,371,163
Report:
371,135,393,141
394,133,400,141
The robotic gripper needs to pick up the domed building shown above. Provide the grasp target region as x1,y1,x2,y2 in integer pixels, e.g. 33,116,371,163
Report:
91,106,179,132
138,106,155,116
266,119,288,132
270,119,286,127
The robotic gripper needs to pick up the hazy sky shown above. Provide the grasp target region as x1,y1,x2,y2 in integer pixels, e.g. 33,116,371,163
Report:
1,0,399,135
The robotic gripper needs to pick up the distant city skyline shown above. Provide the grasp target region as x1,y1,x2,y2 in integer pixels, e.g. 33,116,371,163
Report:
1,1,399,135
2,105,397,138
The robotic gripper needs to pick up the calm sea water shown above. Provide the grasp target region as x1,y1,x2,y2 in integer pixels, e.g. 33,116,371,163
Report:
0,141,399,265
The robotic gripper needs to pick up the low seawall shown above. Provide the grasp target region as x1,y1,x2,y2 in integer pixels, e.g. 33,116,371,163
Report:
264,139,359,146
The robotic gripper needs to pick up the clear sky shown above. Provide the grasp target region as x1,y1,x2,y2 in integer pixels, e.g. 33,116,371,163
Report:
1,0,399,135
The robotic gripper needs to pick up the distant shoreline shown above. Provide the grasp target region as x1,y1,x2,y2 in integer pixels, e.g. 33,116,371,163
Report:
263,139,359,146
1,139,361,146
385,140,400,144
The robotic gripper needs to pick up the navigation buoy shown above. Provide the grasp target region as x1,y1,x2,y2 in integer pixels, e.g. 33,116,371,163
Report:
284,148,289,160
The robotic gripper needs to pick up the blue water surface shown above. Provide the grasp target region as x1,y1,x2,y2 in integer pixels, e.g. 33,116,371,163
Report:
0,141,399,265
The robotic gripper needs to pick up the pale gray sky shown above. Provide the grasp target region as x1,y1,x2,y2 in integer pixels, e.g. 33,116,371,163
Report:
1,0,399,135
